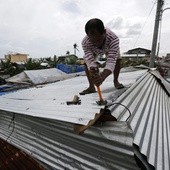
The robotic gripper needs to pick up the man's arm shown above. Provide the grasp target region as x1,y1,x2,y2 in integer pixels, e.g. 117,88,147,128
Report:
82,38,97,69
92,34,119,86
104,36,119,73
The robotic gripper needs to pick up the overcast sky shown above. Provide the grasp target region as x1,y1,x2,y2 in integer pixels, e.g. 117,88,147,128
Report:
0,0,170,58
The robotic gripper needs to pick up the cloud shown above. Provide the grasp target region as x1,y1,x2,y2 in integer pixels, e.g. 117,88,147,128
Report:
61,0,81,15
126,23,142,36
106,17,123,30
106,16,142,39
0,0,169,57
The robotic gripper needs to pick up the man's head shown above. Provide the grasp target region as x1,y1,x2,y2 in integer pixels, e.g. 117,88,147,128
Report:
85,18,106,48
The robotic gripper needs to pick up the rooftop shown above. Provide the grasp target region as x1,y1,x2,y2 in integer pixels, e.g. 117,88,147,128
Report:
0,68,169,170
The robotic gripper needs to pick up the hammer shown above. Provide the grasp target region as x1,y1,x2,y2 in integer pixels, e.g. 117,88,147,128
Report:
89,67,107,106
96,86,107,106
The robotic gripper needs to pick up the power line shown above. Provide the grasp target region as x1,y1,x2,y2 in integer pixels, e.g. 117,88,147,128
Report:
133,1,157,48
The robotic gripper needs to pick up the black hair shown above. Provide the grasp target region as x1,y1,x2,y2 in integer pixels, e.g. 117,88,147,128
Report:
85,18,105,35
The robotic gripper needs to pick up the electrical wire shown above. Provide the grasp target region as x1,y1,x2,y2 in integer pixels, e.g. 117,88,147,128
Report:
106,102,132,122
133,1,157,48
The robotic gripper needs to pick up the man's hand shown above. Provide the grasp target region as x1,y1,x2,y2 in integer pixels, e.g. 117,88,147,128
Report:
94,69,112,86
89,67,112,87
89,67,102,86
93,74,103,87
89,67,99,78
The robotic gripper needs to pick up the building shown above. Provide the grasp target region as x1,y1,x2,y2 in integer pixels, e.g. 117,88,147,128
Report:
5,53,28,63
122,47,151,61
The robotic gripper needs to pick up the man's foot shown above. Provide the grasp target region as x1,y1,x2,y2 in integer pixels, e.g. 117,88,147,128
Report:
79,88,96,95
114,82,124,89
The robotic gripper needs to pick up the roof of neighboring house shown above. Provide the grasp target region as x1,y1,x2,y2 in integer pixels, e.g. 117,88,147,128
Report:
0,68,169,170
0,138,45,170
125,48,151,55
6,68,80,85
5,53,28,56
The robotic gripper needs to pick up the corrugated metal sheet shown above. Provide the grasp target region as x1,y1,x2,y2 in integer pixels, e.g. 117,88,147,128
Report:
0,69,150,169
6,68,79,85
109,70,170,170
0,111,140,170
0,70,147,126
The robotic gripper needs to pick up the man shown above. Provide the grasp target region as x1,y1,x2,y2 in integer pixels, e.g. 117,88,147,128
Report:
80,18,124,95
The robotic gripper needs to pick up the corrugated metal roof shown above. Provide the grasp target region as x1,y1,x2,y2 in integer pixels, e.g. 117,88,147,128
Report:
0,111,140,170
6,68,79,85
109,70,170,170
0,70,147,126
0,69,148,169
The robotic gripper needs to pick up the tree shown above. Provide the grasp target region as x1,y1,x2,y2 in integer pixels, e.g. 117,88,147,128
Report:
66,51,70,55
24,58,43,70
0,59,24,76
73,43,79,56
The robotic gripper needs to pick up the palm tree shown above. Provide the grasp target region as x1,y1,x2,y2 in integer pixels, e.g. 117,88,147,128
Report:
66,51,70,55
73,43,79,56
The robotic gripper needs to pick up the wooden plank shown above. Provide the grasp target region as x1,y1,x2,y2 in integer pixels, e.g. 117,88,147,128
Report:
74,109,116,135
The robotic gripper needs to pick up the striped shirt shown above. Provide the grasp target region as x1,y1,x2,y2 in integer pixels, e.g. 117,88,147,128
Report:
82,28,119,72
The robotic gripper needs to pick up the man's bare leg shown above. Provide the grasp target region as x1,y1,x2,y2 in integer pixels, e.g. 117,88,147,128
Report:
79,64,96,95
114,59,124,89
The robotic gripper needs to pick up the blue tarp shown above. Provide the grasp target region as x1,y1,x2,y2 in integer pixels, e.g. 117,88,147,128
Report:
0,85,15,96
0,92,9,96
56,64,85,74
0,85,13,91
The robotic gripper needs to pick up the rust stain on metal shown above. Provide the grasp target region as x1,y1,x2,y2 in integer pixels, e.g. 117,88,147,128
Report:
0,138,45,170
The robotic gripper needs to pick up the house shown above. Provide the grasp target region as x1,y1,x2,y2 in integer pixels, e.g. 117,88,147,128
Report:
5,53,28,63
122,47,151,61
125,47,151,55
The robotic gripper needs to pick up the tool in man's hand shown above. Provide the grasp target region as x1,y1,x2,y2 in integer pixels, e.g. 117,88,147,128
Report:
96,86,107,105
90,67,107,106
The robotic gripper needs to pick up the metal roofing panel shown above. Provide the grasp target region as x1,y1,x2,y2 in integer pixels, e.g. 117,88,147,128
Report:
7,68,78,85
0,69,158,169
0,70,147,126
0,111,140,170
109,70,170,170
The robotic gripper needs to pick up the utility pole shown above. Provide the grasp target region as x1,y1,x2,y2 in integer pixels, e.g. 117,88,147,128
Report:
150,0,164,68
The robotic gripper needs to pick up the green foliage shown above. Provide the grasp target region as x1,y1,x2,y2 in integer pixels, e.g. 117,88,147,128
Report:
46,56,57,67
65,55,77,65
24,58,43,70
0,59,24,76
120,58,149,68
0,55,60,77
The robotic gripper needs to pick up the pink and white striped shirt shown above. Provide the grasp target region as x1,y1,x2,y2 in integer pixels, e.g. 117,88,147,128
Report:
82,28,119,72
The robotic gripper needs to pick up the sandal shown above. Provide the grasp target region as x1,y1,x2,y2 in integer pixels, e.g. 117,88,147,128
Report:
115,83,124,89
79,88,96,95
